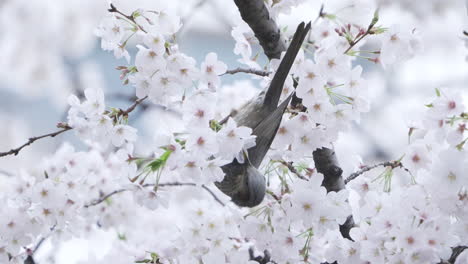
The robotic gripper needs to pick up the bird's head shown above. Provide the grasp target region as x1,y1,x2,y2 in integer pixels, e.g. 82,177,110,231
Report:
231,164,266,207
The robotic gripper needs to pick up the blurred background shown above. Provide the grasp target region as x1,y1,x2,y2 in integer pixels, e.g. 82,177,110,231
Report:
0,0,467,262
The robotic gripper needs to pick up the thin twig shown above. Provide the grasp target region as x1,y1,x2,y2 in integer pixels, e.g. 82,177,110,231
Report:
223,67,270,77
0,95,147,159
277,160,308,181
0,124,72,158
32,223,56,255
314,4,325,24
85,182,225,207
118,96,148,118
108,3,147,33
84,188,126,208
109,93,182,116
345,160,402,184
343,9,379,54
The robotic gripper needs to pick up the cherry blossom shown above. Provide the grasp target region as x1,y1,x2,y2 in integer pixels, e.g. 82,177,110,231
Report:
1,1,468,264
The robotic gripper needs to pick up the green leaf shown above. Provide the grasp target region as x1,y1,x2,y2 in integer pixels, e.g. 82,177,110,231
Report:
175,138,186,147
324,13,336,20
371,8,380,27
456,138,467,151
209,120,223,132
118,233,126,240
150,252,159,260
135,259,152,263
131,10,141,18
371,26,387,34
128,66,138,73
408,127,415,144
435,87,441,97
147,150,173,172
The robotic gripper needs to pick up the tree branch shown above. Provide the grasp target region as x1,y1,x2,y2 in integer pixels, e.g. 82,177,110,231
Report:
118,96,148,118
343,9,379,54
439,246,468,264
85,182,225,207
344,160,403,185
233,0,286,60
0,124,72,158
108,3,147,33
0,95,148,159
224,67,270,77
313,147,354,240
276,160,308,181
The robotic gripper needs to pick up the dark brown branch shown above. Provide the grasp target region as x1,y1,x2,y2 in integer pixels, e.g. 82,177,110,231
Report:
314,148,344,192
85,182,225,207
345,160,403,184
0,124,72,158
233,0,286,60
250,248,277,264
313,148,354,240
439,246,468,264
224,67,271,77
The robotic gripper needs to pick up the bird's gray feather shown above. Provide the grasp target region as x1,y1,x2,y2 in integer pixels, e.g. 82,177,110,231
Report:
215,22,311,207
247,93,293,168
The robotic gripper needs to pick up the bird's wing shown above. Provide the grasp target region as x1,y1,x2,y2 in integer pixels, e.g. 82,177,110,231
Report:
246,22,311,168
247,93,293,168
263,21,311,111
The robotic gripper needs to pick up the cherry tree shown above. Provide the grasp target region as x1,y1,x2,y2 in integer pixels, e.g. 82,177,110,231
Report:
0,0,467,263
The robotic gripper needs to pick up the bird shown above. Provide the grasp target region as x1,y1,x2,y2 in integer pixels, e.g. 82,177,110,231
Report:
215,21,311,207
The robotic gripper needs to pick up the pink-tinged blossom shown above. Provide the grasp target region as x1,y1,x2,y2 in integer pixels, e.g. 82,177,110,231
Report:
81,88,105,117
132,184,169,210
111,125,137,147
185,128,219,159
202,158,227,183
95,15,130,62
315,46,351,78
431,88,465,118
167,53,200,87
231,24,260,69
200,52,227,89
402,141,432,173
142,32,165,54
216,118,256,162
182,91,216,128
129,73,152,99
135,45,166,75
379,25,422,67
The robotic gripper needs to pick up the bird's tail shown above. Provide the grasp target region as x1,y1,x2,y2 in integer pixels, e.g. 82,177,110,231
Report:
263,21,311,110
